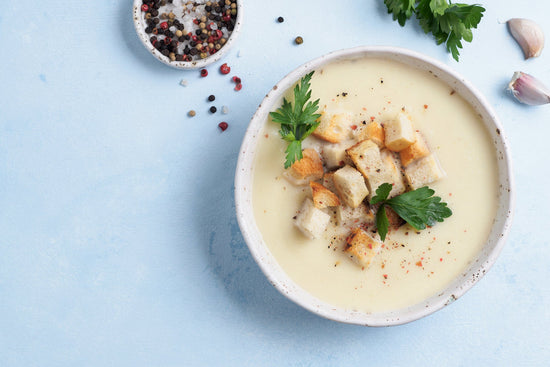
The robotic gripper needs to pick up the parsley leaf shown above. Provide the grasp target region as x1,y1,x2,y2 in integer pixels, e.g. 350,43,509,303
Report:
370,184,452,241
376,204,390,241
269,71,322,168
384,0,485,61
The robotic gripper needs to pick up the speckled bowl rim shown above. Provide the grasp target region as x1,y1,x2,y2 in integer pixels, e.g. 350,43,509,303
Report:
132,0,243,69
235,46,515,327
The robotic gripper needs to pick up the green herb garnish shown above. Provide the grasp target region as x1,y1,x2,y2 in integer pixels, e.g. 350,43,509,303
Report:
269,71,322,168
383,0,485,61
371,183,452,241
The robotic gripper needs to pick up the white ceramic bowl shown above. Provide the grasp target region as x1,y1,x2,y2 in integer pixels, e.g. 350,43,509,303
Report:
235,46,514,326
132,0,243,69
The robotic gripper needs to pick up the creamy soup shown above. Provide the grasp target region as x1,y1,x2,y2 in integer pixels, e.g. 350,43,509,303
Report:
252,57,499,313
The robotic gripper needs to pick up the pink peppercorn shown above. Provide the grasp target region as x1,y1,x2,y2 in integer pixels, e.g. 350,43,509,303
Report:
200,69,208,77
218,122,228,131
234,83,242,91
160,22,168,30
220,63,231,74
141,4,149,12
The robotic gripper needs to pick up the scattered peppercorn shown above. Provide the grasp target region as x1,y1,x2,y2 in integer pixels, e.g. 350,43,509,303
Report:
277,16,284,23
234,83,242,91
232,76,241,84
220,63,231,74
294,36,303,45
188,110,196,117
208,94,216,102
218,122,228,131
200,69,208,77
210,106,217,113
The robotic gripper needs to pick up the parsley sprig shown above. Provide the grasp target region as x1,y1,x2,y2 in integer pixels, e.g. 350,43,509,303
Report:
371,183,452,241
383,0,485,61
269,71,321,168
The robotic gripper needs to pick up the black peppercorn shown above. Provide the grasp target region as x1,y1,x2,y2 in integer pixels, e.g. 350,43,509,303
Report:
208,95,215,102
210,106,217,113
277,16,284,23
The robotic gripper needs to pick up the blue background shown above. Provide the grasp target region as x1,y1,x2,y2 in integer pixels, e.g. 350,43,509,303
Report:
1,1,549,365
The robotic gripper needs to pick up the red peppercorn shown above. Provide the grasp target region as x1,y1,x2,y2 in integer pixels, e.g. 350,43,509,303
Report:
215,30,223,40
193,18,199,25
200,69,208,77
234,83,242,91
218,122,228,131
141,4,149,12
220,63,230,74
222,15,231,22
160,22,168,30
165,37,172,44
232,76,241,84
192,35,198,42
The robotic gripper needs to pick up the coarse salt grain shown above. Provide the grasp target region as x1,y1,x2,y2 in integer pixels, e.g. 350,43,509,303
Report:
180,79,188,86
222,106,229,114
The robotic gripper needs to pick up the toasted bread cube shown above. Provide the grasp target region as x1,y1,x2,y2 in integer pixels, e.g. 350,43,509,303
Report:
380,150,406,198
337,203,375,227
385,206,405,229
322,142,354,169
399,132,431,167
310,181,340,209
312,111,352,143
333,165,369,208
405,154,445,190
283,148,324,186
344,228,383,269
346,139,383,182
384,113,416,152
346,140,391,195
322,172,337,193
356,121,385,148
294,198,331,239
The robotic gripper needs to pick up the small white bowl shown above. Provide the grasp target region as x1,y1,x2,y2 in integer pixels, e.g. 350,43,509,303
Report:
234,46,515,326
132,0,243,69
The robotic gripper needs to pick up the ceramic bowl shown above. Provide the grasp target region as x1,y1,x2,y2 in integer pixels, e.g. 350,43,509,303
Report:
234,46,514,326
132,0,243,69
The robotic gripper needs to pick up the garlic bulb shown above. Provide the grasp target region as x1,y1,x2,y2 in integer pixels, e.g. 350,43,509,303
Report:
508,72,550,106
507,18,545,59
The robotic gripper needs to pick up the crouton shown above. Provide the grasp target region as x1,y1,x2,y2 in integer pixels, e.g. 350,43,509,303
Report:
337,203,375,228
399,132,431,167
283,148,324,186
346,139,384,184
294,198,331,239
333,165,369,208
405,154,445,190
344,228,383,269
384,112,416,152
384,206,405,229
356,121,385,148
346,140,392,196
322,172,337,193
310,181,340,209
322,142,354,169
380,150,406,198
312,111,352,143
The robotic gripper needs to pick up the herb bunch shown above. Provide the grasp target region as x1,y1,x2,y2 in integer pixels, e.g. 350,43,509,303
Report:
371,183,452,241
269,71,321,168
383,0,485,61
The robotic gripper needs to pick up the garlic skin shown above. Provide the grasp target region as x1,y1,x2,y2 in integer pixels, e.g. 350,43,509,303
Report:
507,18,545,59
508,72,550,106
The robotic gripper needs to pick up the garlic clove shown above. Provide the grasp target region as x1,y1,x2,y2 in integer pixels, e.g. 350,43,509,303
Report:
507,18,545,59
508,71,550,106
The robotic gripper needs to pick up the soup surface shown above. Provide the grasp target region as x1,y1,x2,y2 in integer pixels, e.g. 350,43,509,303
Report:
252,57,499,313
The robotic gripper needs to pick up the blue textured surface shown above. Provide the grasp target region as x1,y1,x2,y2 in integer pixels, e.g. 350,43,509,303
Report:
1,1,549,366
